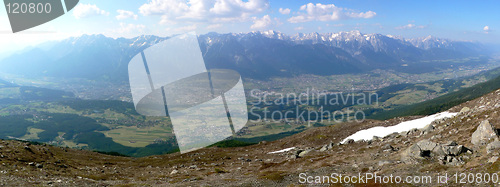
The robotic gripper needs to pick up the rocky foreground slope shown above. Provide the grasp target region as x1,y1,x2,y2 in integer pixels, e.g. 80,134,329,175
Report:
1,90,500,186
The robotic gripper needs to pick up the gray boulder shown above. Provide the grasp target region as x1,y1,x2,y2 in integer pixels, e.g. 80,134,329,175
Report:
382,144,396,152
298,149,311,157
446,156,464,166
294,149,304,156
471,120,498,146
402,140,468,164
486,141,500,155
345,139,354,144
422,124,435,134
170,169,179,175
402,140,437,161
319,146,328,152
442,145,465,156
417,140,438,151
319,142,335,152
445,141,458,146
459,107,470,115
405,144,423,158
488,156,499,163
378,160,392,166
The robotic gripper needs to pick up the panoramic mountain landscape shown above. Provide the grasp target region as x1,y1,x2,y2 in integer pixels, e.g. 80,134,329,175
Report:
0,31,499,157
1,0,500,186
0,31,499,185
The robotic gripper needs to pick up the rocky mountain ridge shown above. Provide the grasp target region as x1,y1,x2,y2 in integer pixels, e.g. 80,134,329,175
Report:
0,87,499,186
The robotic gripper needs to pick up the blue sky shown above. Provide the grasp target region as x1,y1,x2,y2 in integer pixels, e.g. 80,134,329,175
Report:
1,0,499,52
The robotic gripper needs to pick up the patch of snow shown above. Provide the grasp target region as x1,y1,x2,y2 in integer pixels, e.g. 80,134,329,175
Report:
268,147,296,154
341,112,457,143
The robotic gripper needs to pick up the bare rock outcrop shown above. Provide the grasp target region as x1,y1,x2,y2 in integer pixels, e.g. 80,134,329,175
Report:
402,140,468,166
486,141,500,155
471,120,499,146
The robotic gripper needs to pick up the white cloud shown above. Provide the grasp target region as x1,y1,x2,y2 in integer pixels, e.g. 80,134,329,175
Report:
279,8,290,15
139,0,189,16
395,23,426,30
348,11,377,19
210,0,268,16
294,26,304,31
116,10,138,20
288,3,375,23
484,26,490,33
250,15,273,30
73,4,109,19
139,0,269,24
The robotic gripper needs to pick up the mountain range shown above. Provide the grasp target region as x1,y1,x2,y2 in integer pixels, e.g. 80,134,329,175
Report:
0,30,489,81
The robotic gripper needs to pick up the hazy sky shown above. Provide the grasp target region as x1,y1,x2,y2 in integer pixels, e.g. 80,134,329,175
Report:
1,0,499,53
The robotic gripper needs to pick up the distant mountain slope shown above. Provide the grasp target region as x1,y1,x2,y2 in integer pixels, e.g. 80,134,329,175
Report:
0,78,16,88
0,85,74,105
0,35,168,82
369,71,500,120
0,31,489,81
